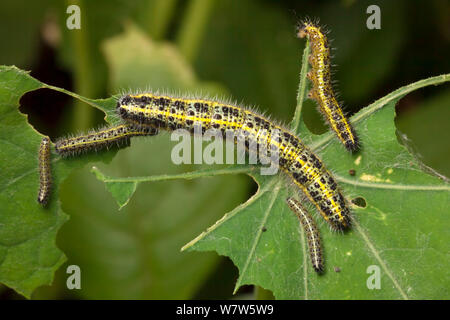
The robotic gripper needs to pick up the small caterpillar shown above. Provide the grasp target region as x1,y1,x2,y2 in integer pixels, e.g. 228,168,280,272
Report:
38,137,52,206
286,197,323,272
117,93,352,230
297,20,359,152
55,124,158,157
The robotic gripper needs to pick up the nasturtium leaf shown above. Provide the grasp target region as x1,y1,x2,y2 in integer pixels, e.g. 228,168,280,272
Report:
0,66,117,297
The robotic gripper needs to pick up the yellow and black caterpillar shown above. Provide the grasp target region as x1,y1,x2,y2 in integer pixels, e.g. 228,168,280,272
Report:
298,21,359,152
287,197,323,272
37,137,52,206
117,93,352,231
55,124,158,157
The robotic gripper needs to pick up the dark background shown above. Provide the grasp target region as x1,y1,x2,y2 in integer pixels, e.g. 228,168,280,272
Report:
0,0,448,299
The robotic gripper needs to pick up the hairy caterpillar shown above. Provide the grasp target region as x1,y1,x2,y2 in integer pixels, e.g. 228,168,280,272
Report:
38,137,52,206
55,124,158,157
286,197,323,272
117,93,352,230
297,20,359,152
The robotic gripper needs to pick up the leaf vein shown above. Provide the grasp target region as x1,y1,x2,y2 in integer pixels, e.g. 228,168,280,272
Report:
354,220,409,299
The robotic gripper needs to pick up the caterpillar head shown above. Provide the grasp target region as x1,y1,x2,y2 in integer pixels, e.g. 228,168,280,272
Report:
296,20,319,38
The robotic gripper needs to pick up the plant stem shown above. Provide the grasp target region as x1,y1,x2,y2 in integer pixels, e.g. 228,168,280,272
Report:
68,0,95,131
291,41,310,133
91,165,253,183
176,0,216,63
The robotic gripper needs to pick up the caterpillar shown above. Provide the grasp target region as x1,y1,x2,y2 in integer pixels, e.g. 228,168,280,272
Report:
37,137,52,206
54,124,159,157
116,93,352,230
297,20,359,152
286,197,323,272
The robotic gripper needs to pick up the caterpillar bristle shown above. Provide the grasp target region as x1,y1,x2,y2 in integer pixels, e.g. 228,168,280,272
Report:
37,137,52,206
54,124,158,157
286,197,323,273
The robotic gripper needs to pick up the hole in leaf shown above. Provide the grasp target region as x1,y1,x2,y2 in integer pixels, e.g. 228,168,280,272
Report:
351,197,366,208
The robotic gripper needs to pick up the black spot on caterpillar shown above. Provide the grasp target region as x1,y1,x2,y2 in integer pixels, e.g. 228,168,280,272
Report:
54,124,159,157
297,20,359,152
38,137,52,206
286,197,323,273
117,93,352,230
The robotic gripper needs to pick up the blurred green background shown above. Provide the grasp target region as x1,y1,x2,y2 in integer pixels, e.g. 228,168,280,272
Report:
0,0,448,299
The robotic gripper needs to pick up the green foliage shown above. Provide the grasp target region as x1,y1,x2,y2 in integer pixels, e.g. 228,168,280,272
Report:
0,25,246,299
0,0,448,300
0,66,72,298
2,61,446,298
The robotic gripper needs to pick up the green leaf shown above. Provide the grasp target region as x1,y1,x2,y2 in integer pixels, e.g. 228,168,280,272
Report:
0,65,108,298
91,167,137,210
101,23,225,95
91,166,251,210
187,75,450,300
0,66,65,298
